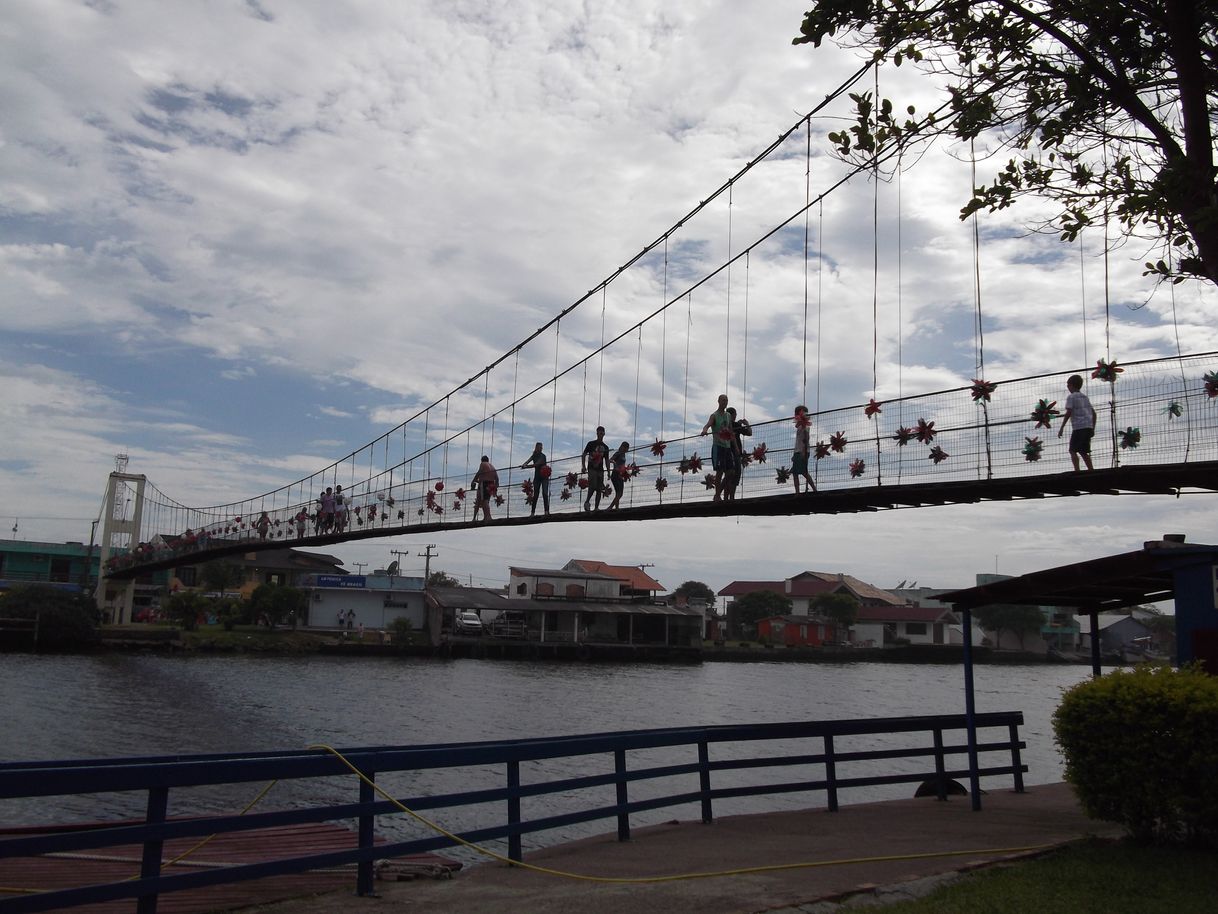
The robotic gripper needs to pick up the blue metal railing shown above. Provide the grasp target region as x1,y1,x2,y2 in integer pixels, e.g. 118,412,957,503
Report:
0,712,1025,913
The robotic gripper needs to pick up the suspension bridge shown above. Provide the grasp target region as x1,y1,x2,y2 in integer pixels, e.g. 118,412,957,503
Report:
93,65,1218,592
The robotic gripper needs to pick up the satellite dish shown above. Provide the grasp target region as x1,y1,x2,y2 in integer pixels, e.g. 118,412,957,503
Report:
387,560,399,576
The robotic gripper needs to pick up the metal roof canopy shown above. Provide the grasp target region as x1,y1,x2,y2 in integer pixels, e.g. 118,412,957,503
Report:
930,537,1218,814
934,539,1214,612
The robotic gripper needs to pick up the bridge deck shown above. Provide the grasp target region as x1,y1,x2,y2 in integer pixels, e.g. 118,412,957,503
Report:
107,461,1218,578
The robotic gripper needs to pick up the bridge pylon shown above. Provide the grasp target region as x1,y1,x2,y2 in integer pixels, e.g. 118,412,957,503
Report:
95,471,146,624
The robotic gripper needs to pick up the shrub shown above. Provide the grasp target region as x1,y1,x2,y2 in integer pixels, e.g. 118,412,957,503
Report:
0,585,99,647
390,616,414,642
1053,664,1218,845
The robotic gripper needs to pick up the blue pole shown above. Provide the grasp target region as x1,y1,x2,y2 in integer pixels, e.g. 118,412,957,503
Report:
959,606,981,811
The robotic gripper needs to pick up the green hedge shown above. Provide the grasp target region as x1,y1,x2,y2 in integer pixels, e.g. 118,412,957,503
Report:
1053,665,1218,845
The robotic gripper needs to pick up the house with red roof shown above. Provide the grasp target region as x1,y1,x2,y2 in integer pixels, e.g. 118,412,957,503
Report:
852,603,961,647
718,571,908,641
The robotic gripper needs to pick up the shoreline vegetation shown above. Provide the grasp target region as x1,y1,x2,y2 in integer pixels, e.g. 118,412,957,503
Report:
0,623,1097,665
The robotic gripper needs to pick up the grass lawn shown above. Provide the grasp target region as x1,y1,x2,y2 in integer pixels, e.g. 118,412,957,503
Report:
879,839,1218,913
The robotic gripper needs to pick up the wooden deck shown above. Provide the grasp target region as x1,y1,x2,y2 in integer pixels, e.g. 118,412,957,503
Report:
0,821,460,913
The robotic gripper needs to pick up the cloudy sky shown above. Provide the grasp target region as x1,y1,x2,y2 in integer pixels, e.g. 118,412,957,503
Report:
4,0,1217,599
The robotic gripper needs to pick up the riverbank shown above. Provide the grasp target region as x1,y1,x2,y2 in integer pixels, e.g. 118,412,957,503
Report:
0,623,1093,665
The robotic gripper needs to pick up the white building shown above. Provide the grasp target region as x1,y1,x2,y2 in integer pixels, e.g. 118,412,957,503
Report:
304,572,427,633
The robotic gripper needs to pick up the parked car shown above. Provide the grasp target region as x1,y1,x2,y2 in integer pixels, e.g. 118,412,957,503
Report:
454,611,483,635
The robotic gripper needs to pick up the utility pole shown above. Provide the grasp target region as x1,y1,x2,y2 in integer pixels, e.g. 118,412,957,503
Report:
389,549,411,577
417,544,438,587
353,562,367,575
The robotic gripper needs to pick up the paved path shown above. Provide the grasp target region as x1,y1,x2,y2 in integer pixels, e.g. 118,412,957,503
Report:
251,782,1120,914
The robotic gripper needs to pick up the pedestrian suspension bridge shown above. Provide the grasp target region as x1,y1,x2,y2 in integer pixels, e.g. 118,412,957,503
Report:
97,65,1218,584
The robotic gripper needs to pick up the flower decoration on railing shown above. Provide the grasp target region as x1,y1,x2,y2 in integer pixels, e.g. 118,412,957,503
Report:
425,491,437,510
1163,402,1182,419
540,465,552,478
928,446,949,464
434,481,444,492
386,495,395,507
353,505,362,516
893,426,914,446
1022,437,1043,462
234,515,242,523
775,466,791,484
577,477,589,490
752,443,768,463
702,473,717,490
814,441,831,460
1092,359,1123,383
864,399,883,418
565,472,579,488
1204,371,1218,398
560,488,572,501
397,510,405,520
914,418,936,443
1119,427,1142,450
368,505,377,520
494,494,505,506
1031,399,1059,428
794,410,811,429
521,479,534,500
739,452,752,468
616,462,631,480
655,477,668,493
452,499,462,511
829,431,848,452
417,507,425,516
454,487,466,501
628,462,641,478
849,458,866,478
679,454,703,474
651,440,667,457
970,378,997,402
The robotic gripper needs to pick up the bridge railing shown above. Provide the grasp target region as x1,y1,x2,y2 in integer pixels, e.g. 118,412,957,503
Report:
0,712,1025,913
108,351,1218,572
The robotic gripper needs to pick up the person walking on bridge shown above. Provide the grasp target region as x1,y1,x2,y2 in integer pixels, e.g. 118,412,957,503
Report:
581,427,610,511
792,405,816,494
472,455,499,523
521,442,551,516
1058,374,1097,471
700,394,735,501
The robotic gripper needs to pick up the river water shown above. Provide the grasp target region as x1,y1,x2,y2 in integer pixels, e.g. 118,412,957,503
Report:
0,655,1095,856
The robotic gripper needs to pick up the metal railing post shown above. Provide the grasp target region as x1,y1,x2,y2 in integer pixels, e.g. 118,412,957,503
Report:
356,770,376,896
933,728,947,801
697,740,712,823
136,785,168,914
1008,721,1025,792
507,760,522,862
824,734,838,812
614,748,630,841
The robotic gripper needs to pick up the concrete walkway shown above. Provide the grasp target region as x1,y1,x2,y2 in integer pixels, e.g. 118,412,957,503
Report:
249,782,1120,914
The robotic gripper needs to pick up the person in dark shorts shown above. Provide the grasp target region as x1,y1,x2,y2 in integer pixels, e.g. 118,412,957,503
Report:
607,441,630,509
1057,374,1097,471
699,394,735,501
792,405,815,494
581,426,611,511
471,456,499,522
521,442,551,515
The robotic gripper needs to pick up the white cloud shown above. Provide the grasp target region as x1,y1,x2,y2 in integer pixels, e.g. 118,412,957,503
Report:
2,0,1216,588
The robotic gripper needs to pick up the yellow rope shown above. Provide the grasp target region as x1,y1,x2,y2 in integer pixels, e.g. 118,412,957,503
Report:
307,743,1058,885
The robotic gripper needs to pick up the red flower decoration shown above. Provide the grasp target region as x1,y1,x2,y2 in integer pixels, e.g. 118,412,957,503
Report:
829,432,848,453
794,411,811,429
1092,359,1123,383
521,479,534,498
628,462,641,478
494,494,505,506
577,477,589,489
655,477,668,492
970,379,997,402
1203,371,1218,398
752,443,768,463
417,507,424,516
234,516,242,523
1031,399,1059,428
702,473,717,490
565,472,579,488
452,499,462,511
864,399,883,418
814,441,831,460
893,426,914,446
354,505,362,514
368,505,377,518
775,466,791,484
928,446,949,464
651,440,667,457
849,458,865,478
679,454,703,474
915,418,936,443
739,453,752,468
560,488,572,500
540,465,552,478
434,481,444,492
455,487,466,500
397,510,405,519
